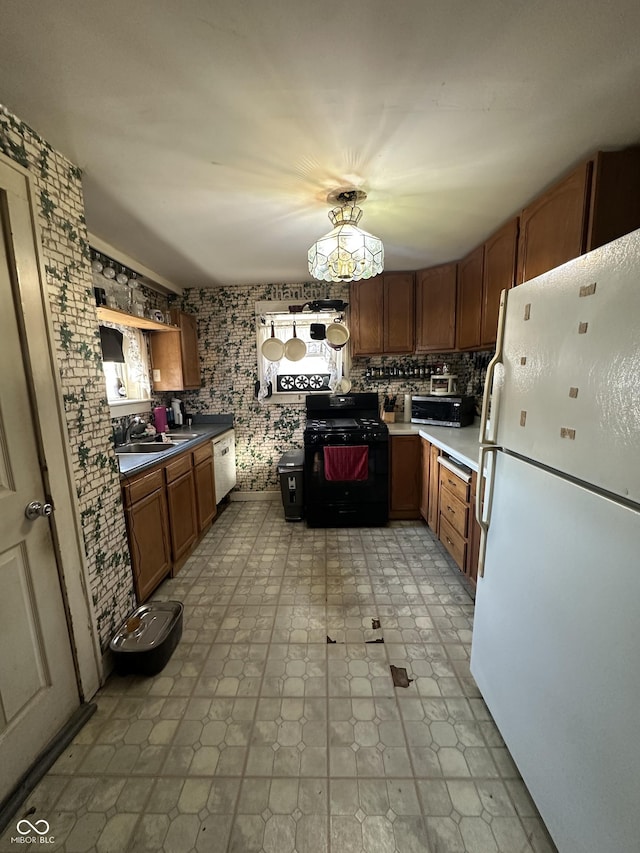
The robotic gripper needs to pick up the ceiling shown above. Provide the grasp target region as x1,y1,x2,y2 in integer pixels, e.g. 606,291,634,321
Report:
2,1,640,289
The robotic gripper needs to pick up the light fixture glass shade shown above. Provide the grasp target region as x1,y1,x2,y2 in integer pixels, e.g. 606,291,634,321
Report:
308,204,384,282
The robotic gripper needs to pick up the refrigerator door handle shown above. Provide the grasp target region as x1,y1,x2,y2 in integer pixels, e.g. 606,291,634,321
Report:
479,289,508,445
476,444,499,578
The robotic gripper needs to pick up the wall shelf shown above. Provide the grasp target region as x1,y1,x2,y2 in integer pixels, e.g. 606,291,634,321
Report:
96,306,179,332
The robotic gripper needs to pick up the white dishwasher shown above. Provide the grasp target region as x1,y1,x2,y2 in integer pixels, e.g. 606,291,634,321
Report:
212,430,236,500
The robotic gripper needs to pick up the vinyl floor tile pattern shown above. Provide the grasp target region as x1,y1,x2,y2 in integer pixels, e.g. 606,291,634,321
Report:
1,501,557,852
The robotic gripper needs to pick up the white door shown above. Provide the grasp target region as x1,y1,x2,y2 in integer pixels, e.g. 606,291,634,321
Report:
471,451,640,853
0,166,79,802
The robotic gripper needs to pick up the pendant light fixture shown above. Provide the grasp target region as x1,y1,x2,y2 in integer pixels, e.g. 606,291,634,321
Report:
308,190,384,282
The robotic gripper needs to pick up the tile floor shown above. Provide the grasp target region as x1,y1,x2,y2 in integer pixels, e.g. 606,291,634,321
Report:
1,500,557,853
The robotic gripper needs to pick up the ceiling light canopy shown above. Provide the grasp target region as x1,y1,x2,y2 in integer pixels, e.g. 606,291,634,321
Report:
308,190,384,282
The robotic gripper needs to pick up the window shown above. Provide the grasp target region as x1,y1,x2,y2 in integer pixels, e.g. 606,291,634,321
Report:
101,325,151,414
256,302,349,403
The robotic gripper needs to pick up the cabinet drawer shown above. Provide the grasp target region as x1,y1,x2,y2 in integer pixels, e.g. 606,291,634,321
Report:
193,442,213,466
439,514,467,570
439,486,468,537
165,452,193,483
122,468,164,506
439,464,470,502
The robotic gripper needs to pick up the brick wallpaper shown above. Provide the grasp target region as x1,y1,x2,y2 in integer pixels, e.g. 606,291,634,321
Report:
0,107,135,650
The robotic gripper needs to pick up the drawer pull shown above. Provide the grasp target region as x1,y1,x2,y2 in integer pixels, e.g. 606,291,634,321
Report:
448,479,456,487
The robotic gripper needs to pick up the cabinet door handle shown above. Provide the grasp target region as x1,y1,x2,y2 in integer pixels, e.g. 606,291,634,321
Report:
447,478,456,487
446,537,453,545
446,505,455,514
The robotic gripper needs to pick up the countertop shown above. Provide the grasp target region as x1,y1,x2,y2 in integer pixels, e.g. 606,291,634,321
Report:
387,421,481,471
117,423,234,478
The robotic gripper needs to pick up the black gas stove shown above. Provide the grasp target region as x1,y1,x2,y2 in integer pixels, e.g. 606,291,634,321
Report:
303,393,389,527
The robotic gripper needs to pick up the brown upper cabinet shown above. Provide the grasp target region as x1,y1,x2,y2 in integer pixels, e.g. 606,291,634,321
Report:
415,263,457,352
347,147,640,358
150,308,201,391
516,148,640,285
350,272,414,356
516,162,590,285
456,218,518,351
480,217,519,347
350,277,383,355
455,246,484,351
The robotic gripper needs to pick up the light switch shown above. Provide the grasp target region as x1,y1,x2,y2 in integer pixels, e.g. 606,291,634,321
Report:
153,369,161,382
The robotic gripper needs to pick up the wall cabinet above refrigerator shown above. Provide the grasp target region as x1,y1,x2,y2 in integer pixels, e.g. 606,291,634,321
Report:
516,147,640,285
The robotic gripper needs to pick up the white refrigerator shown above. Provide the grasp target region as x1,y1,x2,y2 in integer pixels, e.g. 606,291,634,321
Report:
471,229,640,853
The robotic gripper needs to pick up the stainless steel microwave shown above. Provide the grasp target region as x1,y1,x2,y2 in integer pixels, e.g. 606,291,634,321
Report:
411,395,475,428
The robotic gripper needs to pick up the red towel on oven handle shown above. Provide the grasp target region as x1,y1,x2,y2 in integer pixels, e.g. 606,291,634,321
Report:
323,445,369,481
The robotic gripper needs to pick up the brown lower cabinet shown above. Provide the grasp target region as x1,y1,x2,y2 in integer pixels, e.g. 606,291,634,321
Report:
165,454,198,564
122,469,172,604
418,437,441,533
121,440,217,602
386,432,482,584
389,435,422,519
193,442,217,530
437,459,480,588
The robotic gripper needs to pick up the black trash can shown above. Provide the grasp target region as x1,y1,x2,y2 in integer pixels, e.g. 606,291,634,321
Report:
278,450,304,521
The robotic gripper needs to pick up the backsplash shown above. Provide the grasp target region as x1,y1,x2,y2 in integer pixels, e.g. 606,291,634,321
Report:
349,351,493,417
1,107,134,650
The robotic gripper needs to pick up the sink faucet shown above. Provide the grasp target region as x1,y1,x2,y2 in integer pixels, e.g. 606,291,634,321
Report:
124,416,147,444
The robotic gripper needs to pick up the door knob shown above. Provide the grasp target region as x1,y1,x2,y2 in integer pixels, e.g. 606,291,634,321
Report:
25,501,53,521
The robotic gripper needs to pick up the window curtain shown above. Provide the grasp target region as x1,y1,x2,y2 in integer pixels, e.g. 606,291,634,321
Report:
121,327,151,399
257,321,280,403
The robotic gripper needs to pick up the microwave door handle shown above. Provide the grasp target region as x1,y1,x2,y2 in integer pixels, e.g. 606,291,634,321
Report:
479,289,507,446
476,445,499,578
